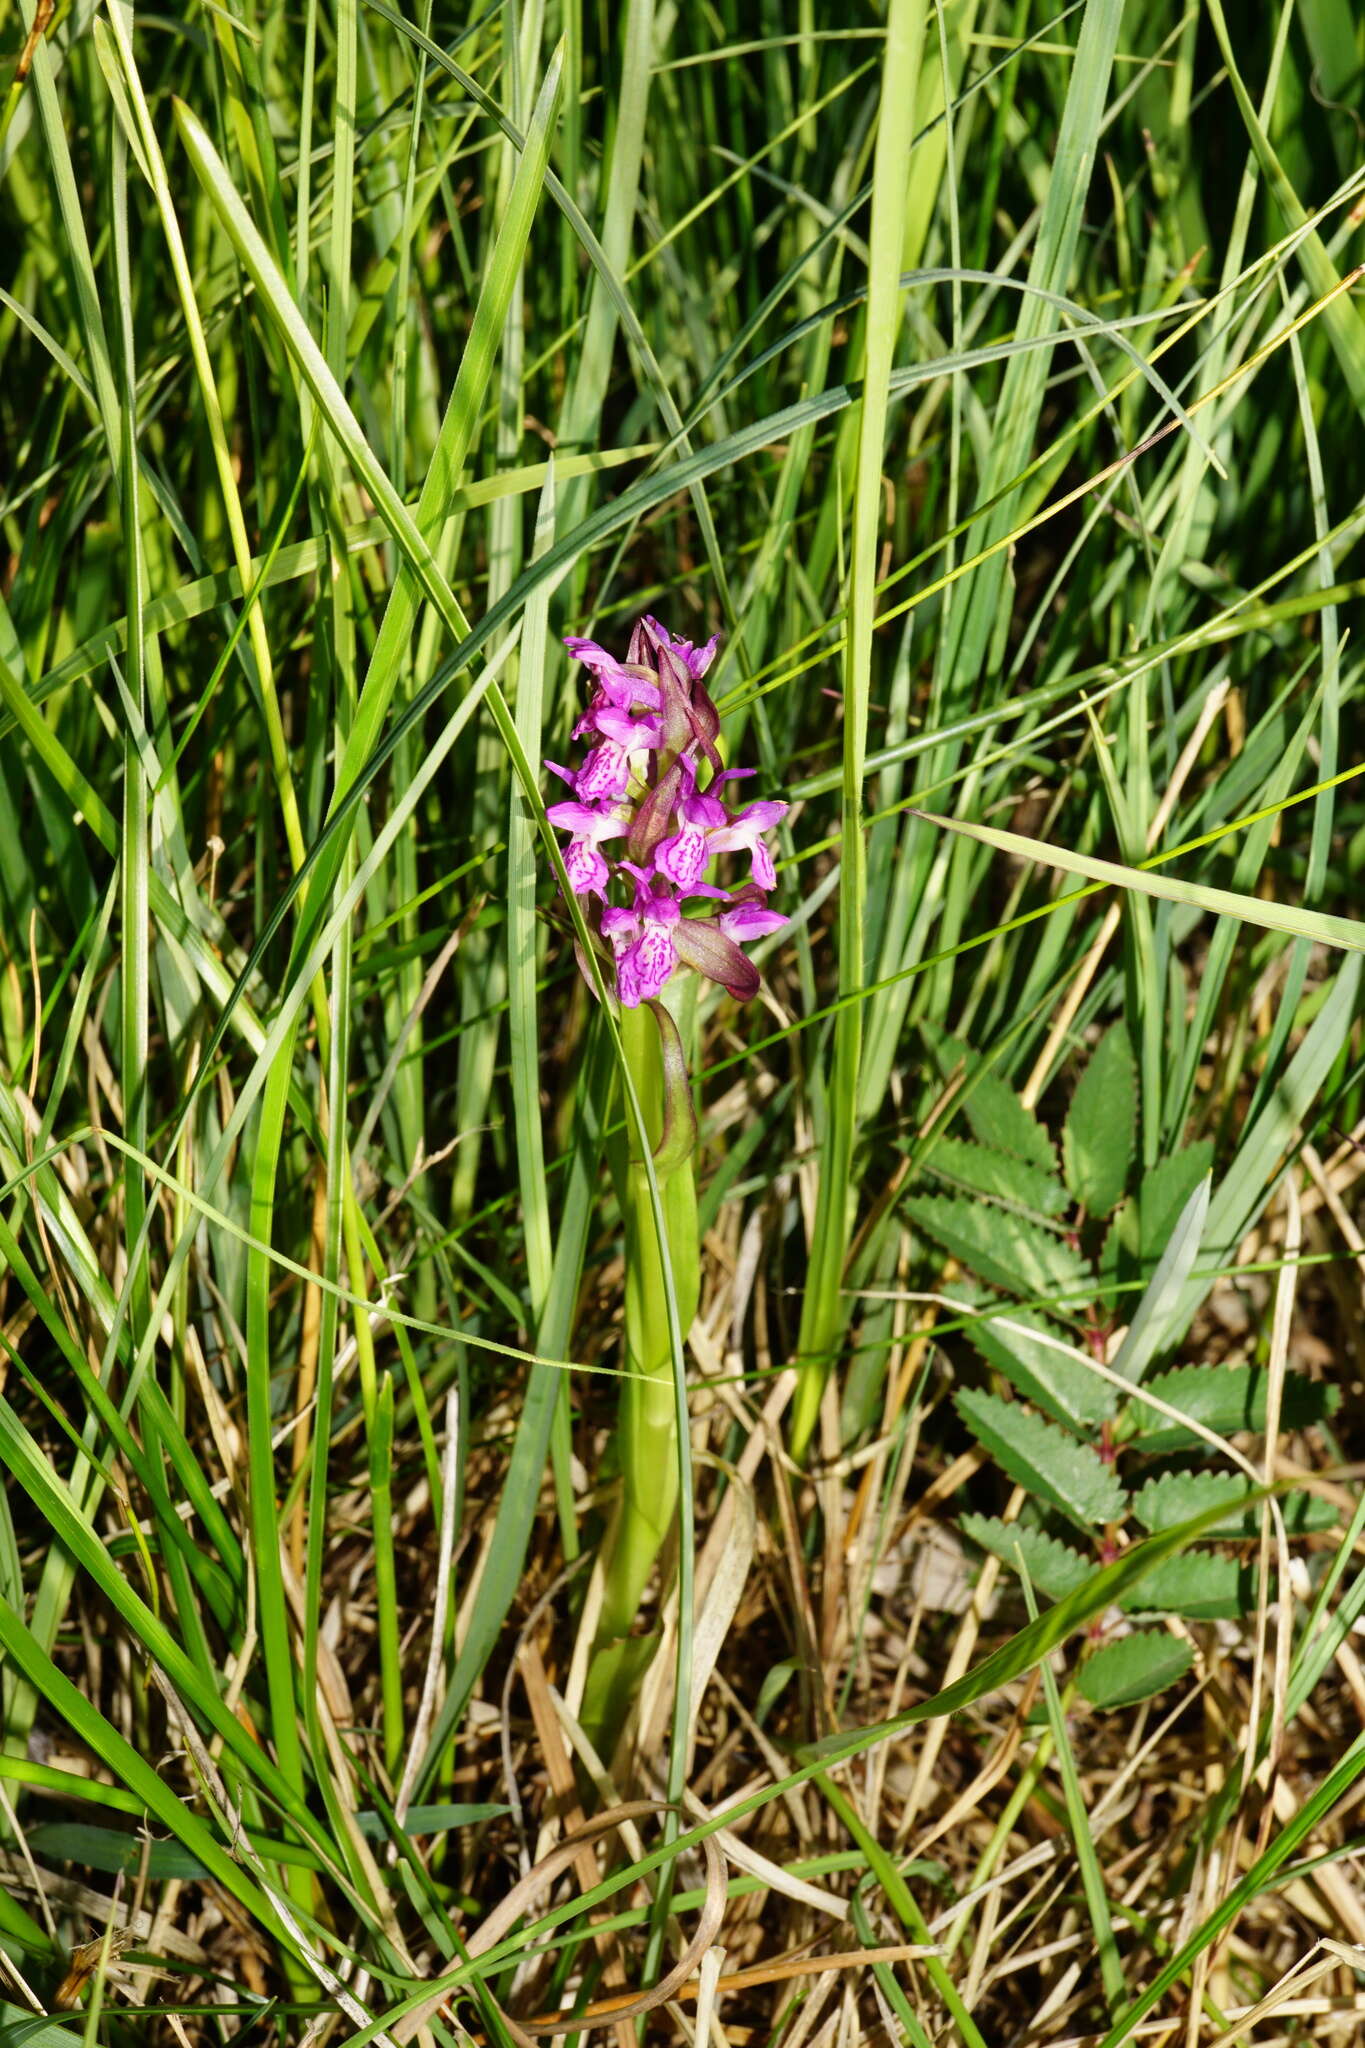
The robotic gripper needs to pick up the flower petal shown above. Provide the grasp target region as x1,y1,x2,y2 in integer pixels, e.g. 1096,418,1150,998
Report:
592,707,663,750
623,923,677,1002
575,739,633,801
655,821,710,891
546,799,629,842
563,838,610,897
720,902,787,941
600,905,640,945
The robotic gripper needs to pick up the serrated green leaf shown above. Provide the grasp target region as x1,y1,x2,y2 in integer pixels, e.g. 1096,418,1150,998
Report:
1062,1022,1135,1216
1080,1630,1194,1709
956,1388,1127,1527
965,1298,1114,1429
1131,1470,1338,1537
923,1022,1056,1171
1117,1553,1255,1620
960,1514,1094,1599
1127,1364,1338,1454
925,1136,1069,1217
908,1193,1091,1300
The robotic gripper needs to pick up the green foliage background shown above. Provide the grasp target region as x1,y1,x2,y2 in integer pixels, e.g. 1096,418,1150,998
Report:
2,0,1364,2039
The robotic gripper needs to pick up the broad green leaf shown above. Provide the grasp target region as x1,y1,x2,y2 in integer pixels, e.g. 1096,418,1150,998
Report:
1062,1021,1135,1216
965,1298,1115,1429
1080,1630,1194,1709
960,1515,1094,1599
1131,1470,1338,1537
1127,1364,1338,1455
924,1136,1069,1217
908,1194,1090,1300
956,1389,1126,1528
1117,1553,1255,1621
922,1022,1056,1171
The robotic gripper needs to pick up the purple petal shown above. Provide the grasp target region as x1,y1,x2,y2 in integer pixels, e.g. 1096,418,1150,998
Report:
563,839,610,897
680,788,727,830
642,617,720,681
546,798,599,832
601,905,640,946
593,707,663,750
655,821,710,891
575,739,632,801
642,891,680,931
617,952,645,1007
546,799,628,842
731,799,789,832
564,635,631,682
544,759,579,792
720,903,787,941
623,924,677,1002
687,632,720,678
748,839,777,892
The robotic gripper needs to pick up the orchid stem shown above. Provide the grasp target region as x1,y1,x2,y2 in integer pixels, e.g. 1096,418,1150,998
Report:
584,999,699,1744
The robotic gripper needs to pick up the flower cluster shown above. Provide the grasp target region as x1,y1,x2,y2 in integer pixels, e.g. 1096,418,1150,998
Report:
546,618,787,1009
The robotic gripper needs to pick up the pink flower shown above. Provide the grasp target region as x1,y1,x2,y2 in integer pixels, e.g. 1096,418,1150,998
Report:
641,616,719,680
654,759,786,894
544,797,632,899
545,621,788,1010
601,882,681,1007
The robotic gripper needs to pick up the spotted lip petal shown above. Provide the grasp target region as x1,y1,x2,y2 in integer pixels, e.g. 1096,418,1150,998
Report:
654,820,710,892
564,839,610,898
574,739,635,802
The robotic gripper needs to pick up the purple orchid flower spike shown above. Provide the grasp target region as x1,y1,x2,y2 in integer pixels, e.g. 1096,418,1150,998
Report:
548,621,789,1012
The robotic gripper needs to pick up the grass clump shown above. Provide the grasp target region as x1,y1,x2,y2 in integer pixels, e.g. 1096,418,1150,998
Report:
2,2,1365,2043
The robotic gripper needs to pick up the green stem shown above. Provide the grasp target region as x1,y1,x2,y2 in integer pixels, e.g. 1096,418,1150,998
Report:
585,1001,699,1738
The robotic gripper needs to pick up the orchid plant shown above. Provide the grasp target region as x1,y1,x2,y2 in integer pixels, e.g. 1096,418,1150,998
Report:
547,618,787,1746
